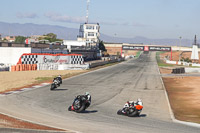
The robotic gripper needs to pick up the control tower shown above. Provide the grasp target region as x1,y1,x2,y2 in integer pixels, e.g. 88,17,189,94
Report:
77,0,100,47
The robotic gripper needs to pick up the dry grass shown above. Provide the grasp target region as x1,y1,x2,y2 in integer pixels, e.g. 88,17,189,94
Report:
0,70,86,93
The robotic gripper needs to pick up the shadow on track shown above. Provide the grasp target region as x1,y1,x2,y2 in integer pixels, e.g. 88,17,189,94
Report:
139,114,147,117
81,110,98,113
51,88,68,91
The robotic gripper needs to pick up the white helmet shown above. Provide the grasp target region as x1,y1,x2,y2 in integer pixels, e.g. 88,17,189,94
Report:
85,92,90,95
137,98,142,102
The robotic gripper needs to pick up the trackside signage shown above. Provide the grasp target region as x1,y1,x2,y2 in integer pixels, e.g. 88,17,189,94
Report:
38,55,70,64
122,45,144,50
122,45,171,51
17,53,83,65
149,46,171,51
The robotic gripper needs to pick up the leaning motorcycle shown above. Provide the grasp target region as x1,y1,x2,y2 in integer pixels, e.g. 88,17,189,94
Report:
50,79,60,90
68,95,90,113
117,103,143,117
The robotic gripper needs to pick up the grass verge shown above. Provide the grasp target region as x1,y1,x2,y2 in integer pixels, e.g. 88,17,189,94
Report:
156,52,176,67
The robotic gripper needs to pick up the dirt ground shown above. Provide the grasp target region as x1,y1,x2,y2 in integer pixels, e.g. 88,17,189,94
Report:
0,70,86,93
163,76,200,124
159,67,173,74
159,51,200,124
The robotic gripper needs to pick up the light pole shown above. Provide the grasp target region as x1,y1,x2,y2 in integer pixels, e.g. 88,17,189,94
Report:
179,36,182,62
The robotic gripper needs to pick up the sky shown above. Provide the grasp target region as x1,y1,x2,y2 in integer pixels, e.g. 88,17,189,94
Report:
0,0,200,39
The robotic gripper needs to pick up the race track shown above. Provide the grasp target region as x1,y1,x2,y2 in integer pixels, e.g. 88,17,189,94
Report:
0,52,199,133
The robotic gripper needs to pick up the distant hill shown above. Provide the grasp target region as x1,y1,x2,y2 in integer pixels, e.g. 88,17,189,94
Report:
0,21,196,47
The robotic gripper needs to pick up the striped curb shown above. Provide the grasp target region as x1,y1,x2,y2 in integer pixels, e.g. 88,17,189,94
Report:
0,83,50,96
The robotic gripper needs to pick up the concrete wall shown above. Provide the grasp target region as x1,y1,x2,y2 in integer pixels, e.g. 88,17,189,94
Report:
0,47,31,65
185,68,200,73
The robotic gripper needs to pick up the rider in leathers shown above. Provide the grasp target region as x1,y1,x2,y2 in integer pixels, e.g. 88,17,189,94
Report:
122,98,143,114
71,92,91,111
53,75,62,86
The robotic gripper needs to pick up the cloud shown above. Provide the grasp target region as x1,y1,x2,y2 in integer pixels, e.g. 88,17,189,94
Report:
16,13,38,19
121,22,149,27
99,21,119,25
44,12,85,23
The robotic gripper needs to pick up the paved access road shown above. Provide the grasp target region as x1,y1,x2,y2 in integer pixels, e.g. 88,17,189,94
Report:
0,52,199,133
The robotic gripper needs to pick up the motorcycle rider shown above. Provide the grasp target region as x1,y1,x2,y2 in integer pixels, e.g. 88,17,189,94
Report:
53,75,62,86
84,92,91,108
76,92,91,105
122,98,143,114
70,92,91,111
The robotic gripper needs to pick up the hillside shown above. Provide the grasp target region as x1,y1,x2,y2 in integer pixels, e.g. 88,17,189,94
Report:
0,21,196,47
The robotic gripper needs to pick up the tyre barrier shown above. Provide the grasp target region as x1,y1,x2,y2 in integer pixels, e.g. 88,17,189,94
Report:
11,64,37,71
0,66,10,71
171,67,185,74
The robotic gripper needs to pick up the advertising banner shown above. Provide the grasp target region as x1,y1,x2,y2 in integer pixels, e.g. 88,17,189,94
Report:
122,45,144,50
144,46,149,51
17,53,83,65
149,46,171,51
37,55,71,64
122,45,171,52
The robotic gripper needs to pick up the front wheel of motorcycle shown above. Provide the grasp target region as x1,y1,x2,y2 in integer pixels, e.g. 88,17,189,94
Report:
117,109,122,115
68,106,72,111
50,84,55,90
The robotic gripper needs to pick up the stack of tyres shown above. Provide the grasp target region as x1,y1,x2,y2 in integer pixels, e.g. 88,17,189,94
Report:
171,67,185,74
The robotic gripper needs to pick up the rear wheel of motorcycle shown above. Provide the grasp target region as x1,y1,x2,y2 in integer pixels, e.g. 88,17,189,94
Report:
117,110,122,115
128,109,138,117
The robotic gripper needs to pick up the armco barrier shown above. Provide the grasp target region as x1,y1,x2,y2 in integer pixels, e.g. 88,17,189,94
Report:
37,63,58,70
89,58,124,68
185,68,200,73
58,64,89,70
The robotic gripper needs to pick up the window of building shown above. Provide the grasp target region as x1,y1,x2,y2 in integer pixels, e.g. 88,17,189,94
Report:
86,26,94,29
88,32,94,36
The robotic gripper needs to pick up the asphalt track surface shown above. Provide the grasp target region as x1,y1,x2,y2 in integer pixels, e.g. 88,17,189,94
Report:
0,52,199,133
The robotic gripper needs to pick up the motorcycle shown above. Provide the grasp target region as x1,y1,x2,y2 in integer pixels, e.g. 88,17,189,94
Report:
68,95,90,113
50,79,61,90
117,103,143,117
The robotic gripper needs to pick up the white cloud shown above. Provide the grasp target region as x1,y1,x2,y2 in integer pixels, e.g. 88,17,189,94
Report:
16,13,38,19
44,12,85,23
100,21,119,25
121,22,149,27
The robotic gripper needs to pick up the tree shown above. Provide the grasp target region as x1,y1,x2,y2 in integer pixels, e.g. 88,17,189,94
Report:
43,33,62,42
99,40,106,51
46,33,57,39
15,36,27,43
